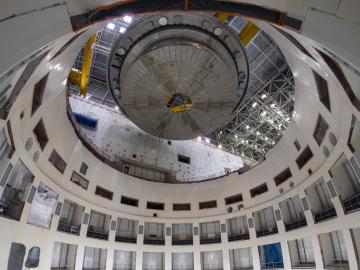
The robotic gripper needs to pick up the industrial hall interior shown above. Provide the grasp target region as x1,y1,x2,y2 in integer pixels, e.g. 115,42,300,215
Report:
1,0,360,269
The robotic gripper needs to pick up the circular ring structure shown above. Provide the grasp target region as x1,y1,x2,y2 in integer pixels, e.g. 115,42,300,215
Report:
108,13,249,140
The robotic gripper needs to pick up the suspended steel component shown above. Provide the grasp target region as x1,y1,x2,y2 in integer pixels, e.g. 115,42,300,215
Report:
80,34,96,97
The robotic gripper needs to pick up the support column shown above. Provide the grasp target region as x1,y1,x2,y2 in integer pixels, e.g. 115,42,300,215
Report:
75,244,85,270
342,229,358,270
106,249,114,270
311,233,325,270
280,240,292,269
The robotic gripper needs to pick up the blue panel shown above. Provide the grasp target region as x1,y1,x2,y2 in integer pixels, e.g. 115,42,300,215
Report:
263,242,283,268
73,112,98,128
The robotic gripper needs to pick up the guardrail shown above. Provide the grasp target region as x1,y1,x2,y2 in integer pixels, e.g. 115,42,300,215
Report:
343,193,360,213
313,207,337,223
284,218,307,231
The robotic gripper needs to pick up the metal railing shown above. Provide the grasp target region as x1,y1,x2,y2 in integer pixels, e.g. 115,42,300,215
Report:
228,233,250,242
324,259,349,270
343,193,360,213
256,227,278,237
260,261,284,269
86,227,109,240
200,233,222,244
57,222,81,235
172,236,193,245
143,237,165,245
284,218,307,231
291,259,315,268
313,207,337,223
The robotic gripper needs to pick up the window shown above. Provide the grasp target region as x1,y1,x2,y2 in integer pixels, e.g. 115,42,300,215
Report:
51,242,77,270
173,203,191,211
296,146,313,169
274,168,292,186
313,70,331,111
70,171,89,190
225,193,243,205
121,196,139,207
31,73,49,115
199,200,217,210
316,48,360,111
80,162,88,175
178,154,190,164
313,114,329,146
294,140,301,151
274,26,315,61
147,201,164,210
95,186,113,200
33,119,48,150
49,150,67,174
82,247,107,270
250,183,268,197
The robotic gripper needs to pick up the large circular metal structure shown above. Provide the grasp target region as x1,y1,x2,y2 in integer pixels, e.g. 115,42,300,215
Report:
108,13,249,140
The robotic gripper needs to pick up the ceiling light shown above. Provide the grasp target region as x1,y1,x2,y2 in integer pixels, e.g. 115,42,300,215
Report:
286,117,291,122
269,119,274,124
271,141,275,145
218,144,222,149
252,102,257,108
234,134,238,139
256,131,260,135
107,22,115,30
119,27,126,33
261,94,267,99
261,111,267,117
246,125,250,130
123,15,133,23
265,137,268,141
205,138,210,143
115,106,119,110
271,103,275,108
241,139,244,143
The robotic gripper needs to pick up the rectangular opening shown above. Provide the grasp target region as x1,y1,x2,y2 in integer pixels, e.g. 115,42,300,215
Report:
250,183,268,198
121,196,139,207
279,196,307,231
226,216,249,242
116,217,138,243
274,168,292,186
49,150,67,174
144,222,165,245
51,242,77,270
313,70,331,112
259,242,284,269
294,140,301,151
173,203,191,211
313,114,329,146
172,224,193,245
178,154,190,164
57,199,84,235
95,186,113,201
225,193,243,205
296,146,314,169
172,252,194,270
199,200,217,210
229,247,253,270
87,210,111,240
80,162,88,175
318,231,349,269
31,73,49,115
113,250,136,270
0,160,34,221
147,201,164,210
143,252,164,270
288,237,315,268
316,48,360,111
253,206,278,237
200,221,221,244
70,171,89,190
33,119,48,151
201,251,223,270
83,247,107,270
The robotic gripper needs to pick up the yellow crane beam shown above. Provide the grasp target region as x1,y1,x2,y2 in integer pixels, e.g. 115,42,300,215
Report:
80,34,96,97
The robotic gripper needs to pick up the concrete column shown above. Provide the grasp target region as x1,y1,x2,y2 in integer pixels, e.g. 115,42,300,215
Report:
251,243,261,270
280,240,292,269
106,248,114,270
165,249,172,270
311,233,325,270
135,250,143,270
194,250,201,270
342,229,358,270
75,244,85,270
223,248,231,270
